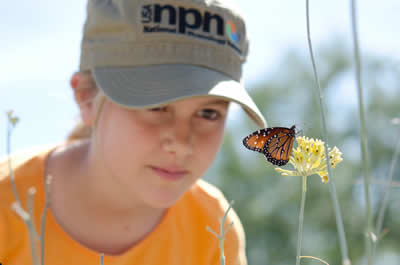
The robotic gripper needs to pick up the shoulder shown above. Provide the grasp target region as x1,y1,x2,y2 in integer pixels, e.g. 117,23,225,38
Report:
176,179,247,265
183,179,239,221
185,179,233,216
0,144,56,207
0,144,56,177
0,145,57,259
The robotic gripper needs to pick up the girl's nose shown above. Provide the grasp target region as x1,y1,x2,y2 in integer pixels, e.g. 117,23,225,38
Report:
161,120,194,158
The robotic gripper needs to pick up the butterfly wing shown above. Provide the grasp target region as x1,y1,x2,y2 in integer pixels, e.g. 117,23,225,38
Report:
242,126,296,166
263,126,296,166
242,128,274,154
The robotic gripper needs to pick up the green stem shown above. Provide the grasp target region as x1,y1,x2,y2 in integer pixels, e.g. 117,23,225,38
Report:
7,116,22,205
7,112,51,265
350,1,373,264
300,255,330,265
27,188,40,240
27,192,40,265
219,239,225,265
206,201,234,265
40,175,52,265
295,175,307,265
305,1,350,264
7,113,39,265
372,128,400,258
100,253,105,265
218,201,234,265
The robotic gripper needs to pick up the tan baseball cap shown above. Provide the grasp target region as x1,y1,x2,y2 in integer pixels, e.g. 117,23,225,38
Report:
79,0,267,127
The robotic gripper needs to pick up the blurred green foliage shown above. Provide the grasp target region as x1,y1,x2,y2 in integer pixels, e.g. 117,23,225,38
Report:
206,40,400,265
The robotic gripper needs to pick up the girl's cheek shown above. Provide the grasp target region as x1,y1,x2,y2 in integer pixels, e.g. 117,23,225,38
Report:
200,129,224,152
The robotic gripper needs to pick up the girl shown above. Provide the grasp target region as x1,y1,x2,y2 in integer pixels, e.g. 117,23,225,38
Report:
0,0,266,264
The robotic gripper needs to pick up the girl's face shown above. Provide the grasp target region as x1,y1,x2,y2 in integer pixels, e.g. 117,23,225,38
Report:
92,96,229,209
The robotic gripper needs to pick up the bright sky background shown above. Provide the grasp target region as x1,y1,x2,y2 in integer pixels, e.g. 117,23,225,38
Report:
1,0,399,157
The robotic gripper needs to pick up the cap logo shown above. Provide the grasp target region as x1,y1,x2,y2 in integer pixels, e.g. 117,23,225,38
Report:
141,3,242,54
226,21,238,44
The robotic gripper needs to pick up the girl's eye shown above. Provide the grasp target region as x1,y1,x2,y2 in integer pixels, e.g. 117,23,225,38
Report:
149,106,168,112
198,108,221,120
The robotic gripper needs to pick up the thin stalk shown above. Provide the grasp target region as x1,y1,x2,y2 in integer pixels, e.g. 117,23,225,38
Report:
350,0,373,264
206,200,235,265
300,256,330,265
100,253,105,265
27,192,40,265
219,238,226,265
7,112,39,265
295,175,307,265
372,128,400,257
218,201,234,265
7,117,22,205
306,1,350,264
40,175,52,265
27,188,40,240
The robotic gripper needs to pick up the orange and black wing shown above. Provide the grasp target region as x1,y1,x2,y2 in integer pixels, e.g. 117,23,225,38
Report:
262,126,296,166
242,128,275,154
242,125,296,166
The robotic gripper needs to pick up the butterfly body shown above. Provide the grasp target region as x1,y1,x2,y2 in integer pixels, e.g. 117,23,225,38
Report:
242,125,296,166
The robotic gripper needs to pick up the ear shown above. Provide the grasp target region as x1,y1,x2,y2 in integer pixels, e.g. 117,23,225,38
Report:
70,72,97,126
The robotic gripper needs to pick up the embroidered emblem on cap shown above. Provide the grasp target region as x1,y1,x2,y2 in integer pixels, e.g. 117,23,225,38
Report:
140,2,243,54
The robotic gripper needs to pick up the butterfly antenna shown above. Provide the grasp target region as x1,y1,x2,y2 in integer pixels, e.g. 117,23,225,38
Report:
297,129,303,136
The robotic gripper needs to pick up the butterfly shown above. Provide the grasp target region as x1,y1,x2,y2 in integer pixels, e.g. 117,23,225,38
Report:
242,125,296,166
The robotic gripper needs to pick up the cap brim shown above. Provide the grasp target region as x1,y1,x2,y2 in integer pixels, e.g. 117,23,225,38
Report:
92,64,266,128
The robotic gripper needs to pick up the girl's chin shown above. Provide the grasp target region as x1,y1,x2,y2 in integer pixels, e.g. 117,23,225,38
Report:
144,190,186,209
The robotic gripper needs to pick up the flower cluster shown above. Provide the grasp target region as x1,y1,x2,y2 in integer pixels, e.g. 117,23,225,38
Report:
7,110,19,127
275,136,343,183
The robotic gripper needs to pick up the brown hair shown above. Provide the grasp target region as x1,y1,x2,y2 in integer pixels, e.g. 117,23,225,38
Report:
67,71,106,141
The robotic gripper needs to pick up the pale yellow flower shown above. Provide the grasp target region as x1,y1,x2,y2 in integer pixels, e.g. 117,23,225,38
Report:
275,136,343,183
6,110,19,127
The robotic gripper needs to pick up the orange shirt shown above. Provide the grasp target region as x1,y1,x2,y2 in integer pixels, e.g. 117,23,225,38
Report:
0,146,247,265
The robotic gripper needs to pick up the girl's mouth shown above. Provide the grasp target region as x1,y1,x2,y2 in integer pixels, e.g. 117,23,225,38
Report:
150,166,188,181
